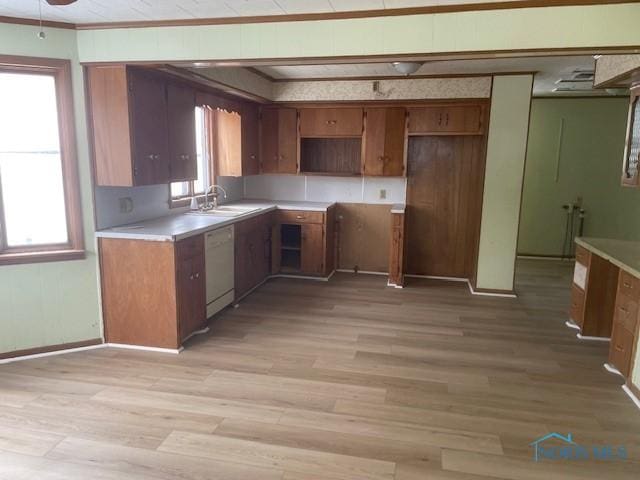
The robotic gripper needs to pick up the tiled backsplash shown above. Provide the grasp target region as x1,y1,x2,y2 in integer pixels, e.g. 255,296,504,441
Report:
243,175,406,204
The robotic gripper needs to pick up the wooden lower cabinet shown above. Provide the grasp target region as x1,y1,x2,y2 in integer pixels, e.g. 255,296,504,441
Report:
608,269,640,377
301,224,325,276
273,207,335,277
99,235,206,349
176,236,206,342
234,213,273,300
388,211,406,287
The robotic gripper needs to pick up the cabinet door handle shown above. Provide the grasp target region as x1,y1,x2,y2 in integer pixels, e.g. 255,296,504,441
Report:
250,154,256,159
326,120,337,125
438,113,442,126
189,274,194,280
615,344,624,352
194,272,200,279
623,282,632,288
619,306,628,313
445,113,449,125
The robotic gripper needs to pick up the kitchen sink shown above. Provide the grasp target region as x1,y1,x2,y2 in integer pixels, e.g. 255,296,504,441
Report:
186,205,261,217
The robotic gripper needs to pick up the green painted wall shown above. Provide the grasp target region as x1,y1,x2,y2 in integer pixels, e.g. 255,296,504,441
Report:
0,23,101,353
476,75,534,292
518,97,639,256
76,3,640,63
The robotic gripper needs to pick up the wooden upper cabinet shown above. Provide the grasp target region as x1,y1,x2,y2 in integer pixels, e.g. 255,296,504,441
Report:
87,65,197,187
167,82,197,182
363,107,406,176
241,102,260,176
126,68,171,185
212,108,243,177
299,108,363,137
408,105,484,135
259,107,298,174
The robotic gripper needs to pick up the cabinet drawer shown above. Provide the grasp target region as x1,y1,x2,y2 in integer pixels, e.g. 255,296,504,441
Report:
176,234,204,261
619,270,640,298
570,285,585,326
575,245,591,267
299,108,363,137
609,323,634,377
278,210,325,225
614,291,639,333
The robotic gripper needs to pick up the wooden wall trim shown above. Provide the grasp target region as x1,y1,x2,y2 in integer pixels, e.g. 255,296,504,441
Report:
0,1,634,31
0,15,75,30
0,338,103,360
68,1,640,30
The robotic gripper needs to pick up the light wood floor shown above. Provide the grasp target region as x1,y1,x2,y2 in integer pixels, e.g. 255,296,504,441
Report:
1,259,639,479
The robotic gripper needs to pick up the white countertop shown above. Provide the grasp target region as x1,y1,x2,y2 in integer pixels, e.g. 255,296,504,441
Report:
576,237,640,279
95,200,335,242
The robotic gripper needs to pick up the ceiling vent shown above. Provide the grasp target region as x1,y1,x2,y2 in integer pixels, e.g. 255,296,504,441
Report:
571,70,595,81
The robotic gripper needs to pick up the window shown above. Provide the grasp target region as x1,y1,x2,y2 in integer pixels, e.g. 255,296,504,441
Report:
0,57,84,265
170,106,212,206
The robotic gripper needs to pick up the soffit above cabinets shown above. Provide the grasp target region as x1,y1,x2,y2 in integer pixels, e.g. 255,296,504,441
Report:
0,0,533,24
247,56,624,97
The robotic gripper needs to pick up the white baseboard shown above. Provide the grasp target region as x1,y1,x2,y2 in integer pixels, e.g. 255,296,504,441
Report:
104,343,183,354
467,281,517,298
565,320,581,330
604,363,623,376
576,333,610,342
622,384,640,411
181,327,210,344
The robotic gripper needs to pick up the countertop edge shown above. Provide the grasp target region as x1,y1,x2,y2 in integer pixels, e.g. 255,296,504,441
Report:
575,237,640,280
95,202,332,242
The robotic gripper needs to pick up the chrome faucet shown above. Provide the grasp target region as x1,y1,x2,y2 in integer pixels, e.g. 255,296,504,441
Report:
202,184,228,210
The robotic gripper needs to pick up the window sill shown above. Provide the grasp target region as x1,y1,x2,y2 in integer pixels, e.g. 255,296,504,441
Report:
0,249,86,267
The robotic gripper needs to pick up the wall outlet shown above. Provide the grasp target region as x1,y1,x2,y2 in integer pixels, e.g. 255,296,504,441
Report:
119,197,134,213
379,189,387,200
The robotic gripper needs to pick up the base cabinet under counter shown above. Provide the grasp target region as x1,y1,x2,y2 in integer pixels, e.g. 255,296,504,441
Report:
272,207,336,277
99,235,206,350
608,270,640,377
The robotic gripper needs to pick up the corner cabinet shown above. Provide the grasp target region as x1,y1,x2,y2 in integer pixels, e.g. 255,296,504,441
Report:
273,208,336,277
87,65,197,186
622,87,640,187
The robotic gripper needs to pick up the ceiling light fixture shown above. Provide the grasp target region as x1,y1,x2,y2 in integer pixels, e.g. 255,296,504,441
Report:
391,62,423,76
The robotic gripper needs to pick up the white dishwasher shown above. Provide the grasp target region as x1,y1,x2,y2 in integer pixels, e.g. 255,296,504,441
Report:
205,226,235,318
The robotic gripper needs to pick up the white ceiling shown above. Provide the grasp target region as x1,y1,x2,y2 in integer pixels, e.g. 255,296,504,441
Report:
1,0,528,24
252,56,609,96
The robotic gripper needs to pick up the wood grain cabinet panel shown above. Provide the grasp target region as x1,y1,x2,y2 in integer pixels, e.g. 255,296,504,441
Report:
388,211,406,287
259,107,298,174
176,237,206,342
408,105,484,135
241,102,261,176
609,322,634,377
301,224,325,276
167,82,197,181
299,108,363,137
363,107,406,177
234,214,273,300
99,234,206,349
87,65,198,186
126,68,171,185
570,284,586,327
